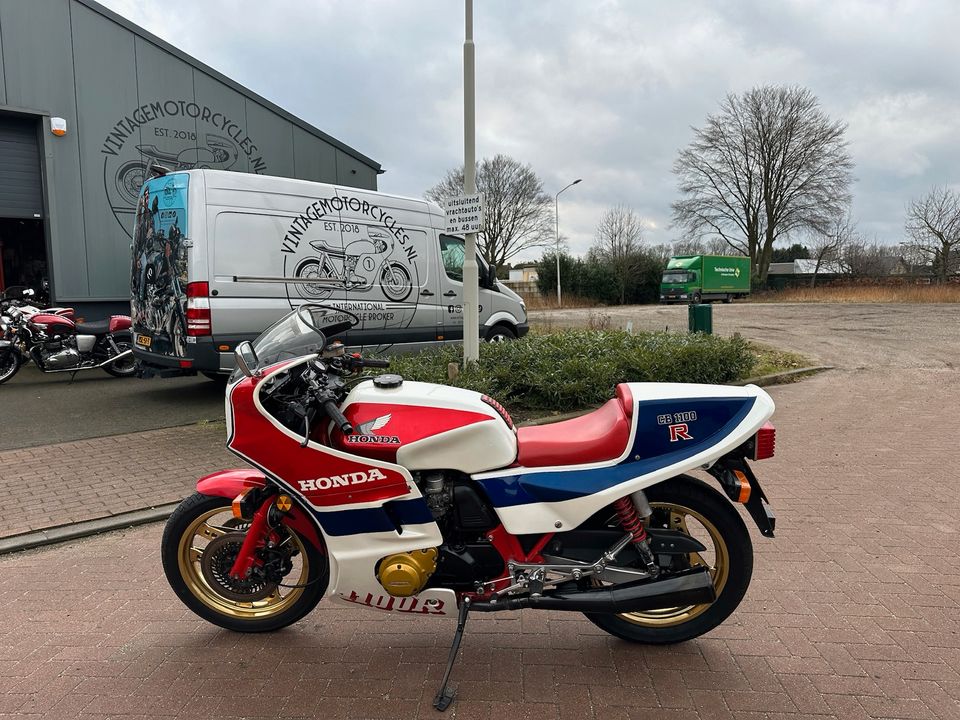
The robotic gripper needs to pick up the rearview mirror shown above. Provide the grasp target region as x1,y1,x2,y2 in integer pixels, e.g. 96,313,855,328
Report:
234,341,259,378
485,265,498,289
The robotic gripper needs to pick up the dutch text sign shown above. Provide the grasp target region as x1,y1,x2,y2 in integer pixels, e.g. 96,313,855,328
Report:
442,194,484,234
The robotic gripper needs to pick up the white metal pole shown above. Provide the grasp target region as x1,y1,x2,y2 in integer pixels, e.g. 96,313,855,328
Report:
462,0,480,364
554,179,582,308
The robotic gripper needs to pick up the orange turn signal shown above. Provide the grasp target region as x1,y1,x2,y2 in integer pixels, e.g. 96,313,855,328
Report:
733,470,751,503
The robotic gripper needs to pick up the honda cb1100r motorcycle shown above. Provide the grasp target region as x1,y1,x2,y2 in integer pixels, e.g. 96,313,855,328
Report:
162,305,777,710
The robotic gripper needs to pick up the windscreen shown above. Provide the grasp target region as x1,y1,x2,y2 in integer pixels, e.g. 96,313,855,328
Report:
662,270,693,284
250,305,354,368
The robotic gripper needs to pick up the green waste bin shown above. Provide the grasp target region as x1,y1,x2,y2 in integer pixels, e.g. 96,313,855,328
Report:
688,303,713,334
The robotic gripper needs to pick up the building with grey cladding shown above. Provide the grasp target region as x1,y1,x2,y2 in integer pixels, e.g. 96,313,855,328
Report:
0,0,381,318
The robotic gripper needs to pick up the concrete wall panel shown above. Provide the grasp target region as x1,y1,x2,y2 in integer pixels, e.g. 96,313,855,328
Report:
0,0,88,298
244,99,294,179
72,2,140,297
336,149,378,190
293,126,337,183
192,71,249,175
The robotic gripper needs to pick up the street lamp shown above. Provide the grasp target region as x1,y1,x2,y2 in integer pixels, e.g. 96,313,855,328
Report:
555,178,582,307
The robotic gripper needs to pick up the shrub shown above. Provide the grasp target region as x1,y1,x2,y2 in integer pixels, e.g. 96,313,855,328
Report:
385,330,756,412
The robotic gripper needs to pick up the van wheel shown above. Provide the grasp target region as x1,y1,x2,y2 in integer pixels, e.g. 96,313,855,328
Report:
485,324,516,343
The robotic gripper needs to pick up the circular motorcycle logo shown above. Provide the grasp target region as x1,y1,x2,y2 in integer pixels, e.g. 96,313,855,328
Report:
101,99,268,237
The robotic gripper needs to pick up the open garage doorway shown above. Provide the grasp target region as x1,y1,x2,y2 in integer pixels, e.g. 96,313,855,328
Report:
0,112,47,296
0,218,47,294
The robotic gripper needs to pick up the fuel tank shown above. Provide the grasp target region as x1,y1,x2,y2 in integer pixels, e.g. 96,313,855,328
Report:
334,379,518,474
30,313,76,336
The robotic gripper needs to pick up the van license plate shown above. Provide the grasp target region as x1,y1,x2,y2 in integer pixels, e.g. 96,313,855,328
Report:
136,334,152,348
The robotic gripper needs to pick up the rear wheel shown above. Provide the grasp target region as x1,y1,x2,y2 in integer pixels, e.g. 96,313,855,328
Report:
103,334,137,377
584,475,753,644
161,493,328,632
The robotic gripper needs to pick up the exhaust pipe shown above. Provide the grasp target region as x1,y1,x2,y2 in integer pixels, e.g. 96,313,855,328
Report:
471,568,716,614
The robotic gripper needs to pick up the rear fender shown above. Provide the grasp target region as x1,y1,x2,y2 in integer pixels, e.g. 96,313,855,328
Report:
195,469,325,553
108,315,132,333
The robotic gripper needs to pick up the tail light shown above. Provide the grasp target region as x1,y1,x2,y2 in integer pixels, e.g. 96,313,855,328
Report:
186,282,211,336
753,422,775,460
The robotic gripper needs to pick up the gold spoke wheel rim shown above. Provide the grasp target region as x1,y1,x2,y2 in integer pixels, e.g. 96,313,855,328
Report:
618,501,729,628
177,507,309,620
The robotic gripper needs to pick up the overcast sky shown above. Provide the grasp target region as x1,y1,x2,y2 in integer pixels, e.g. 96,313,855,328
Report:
100,0,960,259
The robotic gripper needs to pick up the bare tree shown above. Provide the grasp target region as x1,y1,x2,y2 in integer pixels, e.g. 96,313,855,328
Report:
809,213,858,286
672,85,854,283
844,240,896,277
590,205,646,304
425,154,554,268
904,186,960,282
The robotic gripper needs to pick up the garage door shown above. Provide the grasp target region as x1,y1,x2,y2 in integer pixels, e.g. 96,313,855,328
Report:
0,114,43,219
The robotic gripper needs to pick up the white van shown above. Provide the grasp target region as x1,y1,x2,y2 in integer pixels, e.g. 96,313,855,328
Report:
130,169,528,378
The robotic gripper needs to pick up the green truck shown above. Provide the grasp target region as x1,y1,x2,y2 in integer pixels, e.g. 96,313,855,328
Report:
660,255,751,304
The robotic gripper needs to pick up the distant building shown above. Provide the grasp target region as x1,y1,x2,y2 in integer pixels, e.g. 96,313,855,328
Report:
508,263,539,283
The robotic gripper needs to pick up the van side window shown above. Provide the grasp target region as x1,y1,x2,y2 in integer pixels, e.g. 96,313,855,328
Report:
440,234,466,282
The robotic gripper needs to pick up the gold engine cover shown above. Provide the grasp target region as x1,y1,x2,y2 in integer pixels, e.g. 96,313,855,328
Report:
377,548,439,597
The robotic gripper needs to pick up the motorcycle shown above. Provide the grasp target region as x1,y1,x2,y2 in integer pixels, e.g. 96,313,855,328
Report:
0,305,136,384
161,305,777,711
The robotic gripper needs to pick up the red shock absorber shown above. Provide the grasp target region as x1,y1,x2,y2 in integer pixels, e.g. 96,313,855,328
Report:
613,496,648,543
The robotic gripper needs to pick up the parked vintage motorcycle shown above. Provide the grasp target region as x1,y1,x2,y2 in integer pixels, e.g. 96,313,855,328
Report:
161,305,777,710
0,305,136,384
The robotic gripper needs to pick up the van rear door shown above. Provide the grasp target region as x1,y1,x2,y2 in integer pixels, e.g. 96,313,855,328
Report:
130,172,190,360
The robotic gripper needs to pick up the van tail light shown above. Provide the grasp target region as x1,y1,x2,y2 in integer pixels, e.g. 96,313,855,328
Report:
753,422,776,460
186,281,211,336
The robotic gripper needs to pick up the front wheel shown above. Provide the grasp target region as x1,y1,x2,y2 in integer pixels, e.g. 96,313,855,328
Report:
585,475,753,644
0,350,21,384
161,493,328,632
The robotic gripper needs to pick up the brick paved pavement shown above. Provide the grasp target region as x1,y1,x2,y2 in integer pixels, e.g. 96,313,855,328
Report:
0,424,233,539
1,365,959,719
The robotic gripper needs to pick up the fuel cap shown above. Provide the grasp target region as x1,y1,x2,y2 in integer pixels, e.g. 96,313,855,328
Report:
373,374,403,389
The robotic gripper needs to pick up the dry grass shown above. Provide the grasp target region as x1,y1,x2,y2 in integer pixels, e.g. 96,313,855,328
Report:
522,293,600,310
754,283,960,304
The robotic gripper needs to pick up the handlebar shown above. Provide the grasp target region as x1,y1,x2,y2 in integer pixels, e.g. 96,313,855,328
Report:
359,357,390,368
323,399,353,435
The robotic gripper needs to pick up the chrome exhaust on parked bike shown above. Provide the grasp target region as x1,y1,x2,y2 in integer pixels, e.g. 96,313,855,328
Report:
470,567,716,614
38,349,134,373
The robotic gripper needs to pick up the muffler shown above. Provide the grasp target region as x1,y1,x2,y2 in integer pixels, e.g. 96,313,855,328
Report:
471,568,716,613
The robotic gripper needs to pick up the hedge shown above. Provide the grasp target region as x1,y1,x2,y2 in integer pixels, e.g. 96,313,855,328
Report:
384,330,756,412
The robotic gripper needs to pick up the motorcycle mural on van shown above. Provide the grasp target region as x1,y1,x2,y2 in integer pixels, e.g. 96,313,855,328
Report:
130,175,190,358
294,226,414,303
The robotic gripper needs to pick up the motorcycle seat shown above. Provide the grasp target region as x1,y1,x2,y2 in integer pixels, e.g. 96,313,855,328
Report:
75,320,109,335
516,384,633,468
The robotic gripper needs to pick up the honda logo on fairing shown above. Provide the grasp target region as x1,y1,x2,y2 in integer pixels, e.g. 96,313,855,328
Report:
298,468,388,491
344,414,402,445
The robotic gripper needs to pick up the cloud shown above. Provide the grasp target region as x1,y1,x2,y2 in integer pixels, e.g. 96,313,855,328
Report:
99,0,960,255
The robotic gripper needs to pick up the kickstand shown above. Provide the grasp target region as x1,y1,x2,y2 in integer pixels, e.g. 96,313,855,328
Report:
68,370,79,384
433,597,471,712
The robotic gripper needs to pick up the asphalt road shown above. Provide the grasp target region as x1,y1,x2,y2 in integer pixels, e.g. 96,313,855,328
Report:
0,366,225,451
